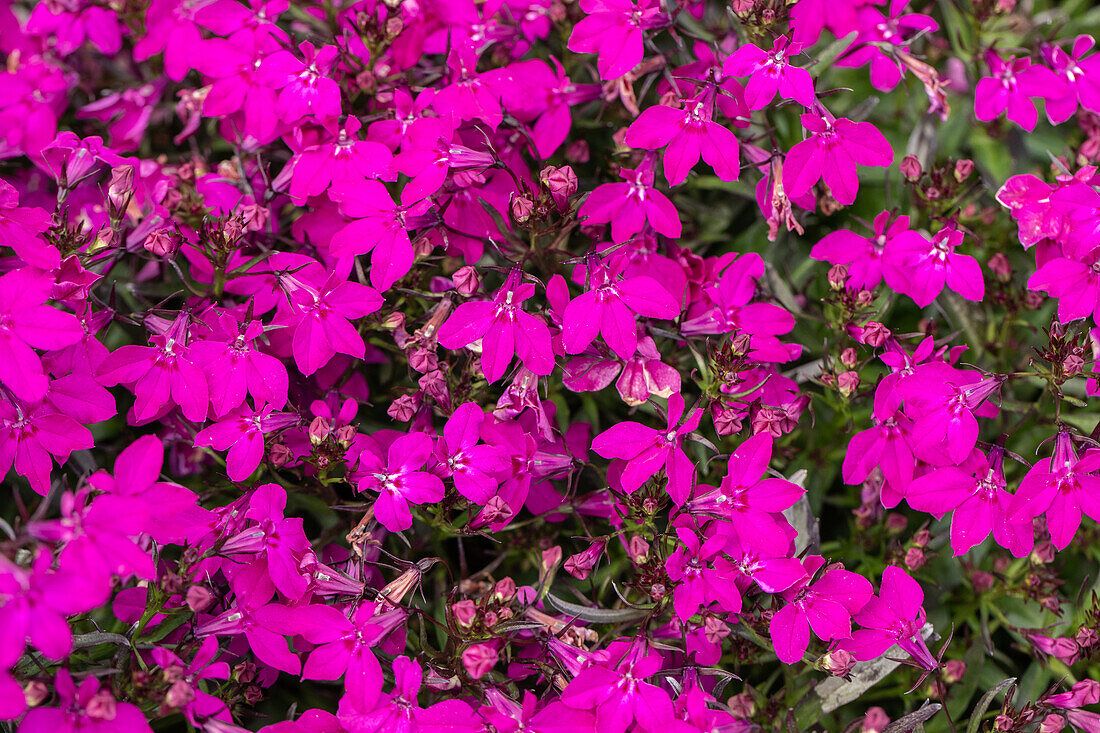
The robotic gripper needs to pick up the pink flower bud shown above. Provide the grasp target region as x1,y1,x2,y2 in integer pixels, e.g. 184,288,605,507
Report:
540,165,578,211
564,540,606,580
166,680,195,710
461,643,499,679
904,546,926,569
900,154,923,182
727,693,755,718
334,424,357,445
1032,540,1056,564
387,393,421,422
943,660,966,683
858,321,891,348
24,681,48,707
912,529,931,547
1065,354,1085,377
993,714,1015,730
492,577,517,602
954,158,974,181
828,264,848,290
1039,714,1066,733
452,265,480,295
186,585,214,612
308,416,332,445
628,536,650,563
1078,627,1099,648
143,227,180,257
820,649,855,677
510,194,534,224
862,707,890,733
86,690,117,721
452,600,478,629
838,370,860,398
566,140,590,163
240,203,269,232
268,443,293,467
886,513,908,532
971,570,994,592
542,545,562,571
988,252,1012,282
108,165,135,211
840,347,858,367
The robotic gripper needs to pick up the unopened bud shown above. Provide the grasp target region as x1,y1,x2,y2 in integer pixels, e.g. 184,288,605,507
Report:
954,158,974,181
565,140,590,163
942,660,966,684
143,227,180,257
452,265,480,295
840,348,858,367
452,599,478,629
108,165,135,211
540,165,578,211
828,264,848,290
820,649,855,677
186,585,214,612
838,370,860,398
904,546,926,569
900,154,923,182
510,194,534,224
308,416,332,445
988,252,1012,282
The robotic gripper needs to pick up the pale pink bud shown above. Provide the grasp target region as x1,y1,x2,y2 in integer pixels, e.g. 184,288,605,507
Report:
186,585,214,612
988,252,1012,282
334,424,357,445
943,660,966,683
166,680,195,709
886,513,908,532
1065,354,1085,377
452,265,480,295
900,154,923,182
904,547,926,569
838,370,860,398
510,194,534,224
1032,540,1056,564
387,393,421,422
308,416,332,445
820,649,855,677
108,165,135,211
144,227,180,257
462,642,499,679
912,529,931,547
540,165,578,211
971,571,994,592
1077,627,1099,648
858,321,891,348
628,536,650,563
840,348,858,367
268,443,293,467
727,692,755,718
452,600,478,629
542,545,562,571
1039,714,1066,733
954,159,974,181
493,577,517,602
565,140,590,163
86,690,117,721
24,681,48,707
862,707,890,733
828,264,848,290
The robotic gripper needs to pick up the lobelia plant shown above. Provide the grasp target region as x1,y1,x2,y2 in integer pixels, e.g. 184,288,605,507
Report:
5,0,1100,732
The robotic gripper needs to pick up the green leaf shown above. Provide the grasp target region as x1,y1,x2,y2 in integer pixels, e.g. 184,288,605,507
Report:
545,592,652,623
965,678,1015,733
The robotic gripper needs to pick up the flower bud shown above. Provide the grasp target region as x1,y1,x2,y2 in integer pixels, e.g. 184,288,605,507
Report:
862,707,890,733
462,642,499,679
108,164,135,211
1077,627,1099,648
143,227,181,257
840,347,858,367
838,370,860,398
971,570,994,591
904,546,926,569
900,154,923,182
564,540,606,580
566,140,590,163
912,529,931,547
452,265,480,295
954,158,975,181
858,321,891,348
943,660,966,684
166,680,195,710
492,577,517,603
828,264,848,290
1064,354,1085,377
510,194,534,224
1031,540,1056,564
727,693,755,718
1039,714,1066,733
268,443,293,467
387,393,421,422
186,584,214,612
86,690,117,721
988,252,1012,282
820,649,855,677
628,536,650,563
886,513,908,533
24,681,48,707
452,599,478,629
540,165,578,211
334,424,357,445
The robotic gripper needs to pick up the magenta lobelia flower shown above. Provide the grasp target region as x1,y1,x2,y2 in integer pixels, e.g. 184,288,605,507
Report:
623,85,741,186
782,109,893,206
1008,430,1100,550
722,35,816,110
559,639,674,733
591,393,701,504
770,556,873,664
566,0,668,80
839,566,938,670
974,51,1068,131
577,152,682,243
436,269,555,383
355,432,445,532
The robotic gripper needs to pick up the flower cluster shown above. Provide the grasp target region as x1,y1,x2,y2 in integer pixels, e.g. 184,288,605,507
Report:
2,0,1100,732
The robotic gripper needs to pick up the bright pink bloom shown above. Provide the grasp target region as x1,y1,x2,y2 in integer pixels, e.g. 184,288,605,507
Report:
783,111,892,206
567,0,668,80
591,393,701,504
722,35,815,110
437,270,555,383
561,259,679,360
840,566,938,670
770,556,873,664
974,51,1068,131
0,268,82,403
578,153,681,243
194,404,298,482
19,669,152,733
1008,431,1100,550
560,639,674,733
623,86,740,186
433,402,508,504
665,523,741,621
1043,36,1100,124
812,211,910,291
355,432,445,532
883,222,984,308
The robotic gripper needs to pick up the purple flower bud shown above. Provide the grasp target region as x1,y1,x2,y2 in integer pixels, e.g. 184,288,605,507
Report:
108,165,135,211
144,227,181,257
452,599,478,629
452,265,480,295
510,194,534,224
900,154,923,182
820,649,855,677
308,416,332,445
954,158,975,181
540,165,578,211
186,585,214,612
462,642,499,679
